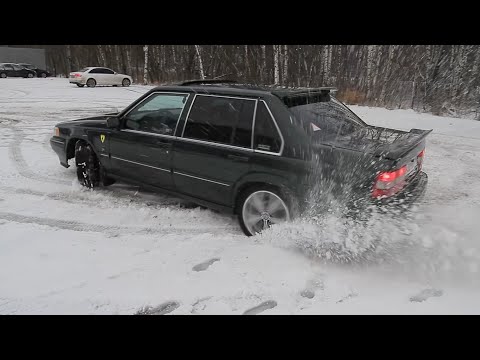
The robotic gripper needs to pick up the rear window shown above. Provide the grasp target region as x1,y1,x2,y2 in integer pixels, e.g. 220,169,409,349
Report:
79,68,90,72
288,97,367,139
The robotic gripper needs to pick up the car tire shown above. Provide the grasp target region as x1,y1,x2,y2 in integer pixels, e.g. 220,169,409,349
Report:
75,141,100,188
40,72,47,78
237,185,296,236
0,73,6,78
27,73,34,78
122,78,131,87
76,84,85,87
86,78,96,88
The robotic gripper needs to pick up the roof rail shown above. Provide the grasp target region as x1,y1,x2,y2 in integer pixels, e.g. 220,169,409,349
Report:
285,87,337,94
179,79,238,86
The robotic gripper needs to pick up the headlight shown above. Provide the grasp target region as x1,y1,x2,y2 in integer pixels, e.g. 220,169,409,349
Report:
54,127,60,136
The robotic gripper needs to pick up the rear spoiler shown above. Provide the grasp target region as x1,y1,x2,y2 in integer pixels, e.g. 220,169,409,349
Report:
374,128,433,159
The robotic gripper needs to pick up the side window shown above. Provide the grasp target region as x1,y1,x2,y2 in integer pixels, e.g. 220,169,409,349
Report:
13,65,22,71
102,68,115,74
254,102,282,153
89,68,101,74
4,65,13,70
183,96,255,147
124,93,189,135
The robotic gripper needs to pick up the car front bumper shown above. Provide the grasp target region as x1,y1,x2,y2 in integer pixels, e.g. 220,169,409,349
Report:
50,136,69,168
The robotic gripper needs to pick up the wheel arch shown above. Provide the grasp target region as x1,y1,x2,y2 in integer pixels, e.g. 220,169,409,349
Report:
232,173,295,214
66,136,98,161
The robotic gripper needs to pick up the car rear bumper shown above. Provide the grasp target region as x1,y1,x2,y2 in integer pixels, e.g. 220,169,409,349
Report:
50,136,69,168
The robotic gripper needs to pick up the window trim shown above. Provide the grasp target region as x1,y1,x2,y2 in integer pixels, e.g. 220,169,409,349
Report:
253,100,285,156
120,91,191,138
176,136,254,153
180,93,258,149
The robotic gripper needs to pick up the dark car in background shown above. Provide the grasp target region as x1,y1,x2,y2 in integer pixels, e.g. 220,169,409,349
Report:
0,63,37,78
18,63,51,78
50,80,431,236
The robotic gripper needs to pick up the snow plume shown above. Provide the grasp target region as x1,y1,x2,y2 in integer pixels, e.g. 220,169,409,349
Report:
258,206,480,286
257,156,480,286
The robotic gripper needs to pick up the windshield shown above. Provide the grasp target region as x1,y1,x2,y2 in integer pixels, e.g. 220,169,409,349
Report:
289,97,367,140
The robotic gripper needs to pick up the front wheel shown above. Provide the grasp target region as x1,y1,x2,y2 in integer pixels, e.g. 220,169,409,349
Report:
27,73,34,78
238,186,294,236
75,141,100,188
122,78,131,87
0,72,7,78
40,72,47,78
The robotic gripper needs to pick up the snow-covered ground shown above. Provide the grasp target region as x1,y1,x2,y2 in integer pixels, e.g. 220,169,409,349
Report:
1,78,480,314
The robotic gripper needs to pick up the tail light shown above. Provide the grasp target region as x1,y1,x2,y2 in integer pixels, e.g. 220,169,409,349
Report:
74,73,82,78
372,165,407,198
417,149,425,169
54,127,60,136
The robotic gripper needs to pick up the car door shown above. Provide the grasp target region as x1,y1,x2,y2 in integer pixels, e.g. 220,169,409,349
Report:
172,94,256,207
12,64,26,77
101,68,116,85
108,92,191,190
88,68,102,84
4,64,15,76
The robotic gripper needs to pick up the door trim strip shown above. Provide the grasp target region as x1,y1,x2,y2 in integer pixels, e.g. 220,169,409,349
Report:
111,156,170,173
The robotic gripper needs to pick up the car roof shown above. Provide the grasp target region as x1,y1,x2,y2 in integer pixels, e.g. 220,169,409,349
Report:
150,80,337,99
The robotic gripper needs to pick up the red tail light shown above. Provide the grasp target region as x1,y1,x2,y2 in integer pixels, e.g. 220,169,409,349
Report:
74,73,82,78
372,165,407,198
417,149,425,169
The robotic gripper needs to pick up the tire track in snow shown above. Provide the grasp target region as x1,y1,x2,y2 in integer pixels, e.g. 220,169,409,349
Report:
8,126,72,186
0,211,236,236
0,184,199,211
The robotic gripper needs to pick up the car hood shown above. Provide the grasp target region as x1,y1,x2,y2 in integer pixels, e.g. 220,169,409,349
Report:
57,113,119,128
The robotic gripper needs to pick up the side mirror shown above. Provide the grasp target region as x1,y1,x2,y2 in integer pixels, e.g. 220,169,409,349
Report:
106,117,120,128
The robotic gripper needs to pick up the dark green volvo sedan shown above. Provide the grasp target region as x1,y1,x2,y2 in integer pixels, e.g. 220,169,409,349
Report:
51,80,430,236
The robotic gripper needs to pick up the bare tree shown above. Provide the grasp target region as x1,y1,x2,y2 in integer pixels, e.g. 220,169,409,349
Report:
143,45,149,85
273,45,281,85
283,45,289,86
194,45,205,79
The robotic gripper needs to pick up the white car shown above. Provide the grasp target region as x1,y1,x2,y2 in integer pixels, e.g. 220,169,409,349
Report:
69,67,132,88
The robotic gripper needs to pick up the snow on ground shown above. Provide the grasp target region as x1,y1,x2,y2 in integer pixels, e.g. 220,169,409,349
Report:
1,78,480,314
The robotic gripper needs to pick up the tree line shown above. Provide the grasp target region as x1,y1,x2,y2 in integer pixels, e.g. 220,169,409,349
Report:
25,45,480,119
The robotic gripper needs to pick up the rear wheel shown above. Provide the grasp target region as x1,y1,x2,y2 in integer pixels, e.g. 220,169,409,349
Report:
237,185,294,236
122,78,131,87
75,141,100,188
27,73,34,78
40,72,47,78
0,73,6,78
86,78,96,88
76,84,84,87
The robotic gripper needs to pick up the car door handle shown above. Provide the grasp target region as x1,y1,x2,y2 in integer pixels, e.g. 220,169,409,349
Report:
227,154,249,162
